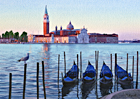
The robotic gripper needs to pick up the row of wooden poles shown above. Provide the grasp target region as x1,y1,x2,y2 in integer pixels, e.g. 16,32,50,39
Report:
58,51,139,87
57,51,99,98
9,61,47,99
59,51,99,80
9,51,139,98
114,51,139,89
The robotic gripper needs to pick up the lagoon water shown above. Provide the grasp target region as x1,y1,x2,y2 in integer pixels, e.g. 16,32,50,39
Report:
0,43,140,99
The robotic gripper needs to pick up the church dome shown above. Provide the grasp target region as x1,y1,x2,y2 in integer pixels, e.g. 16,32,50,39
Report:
67,21,74,30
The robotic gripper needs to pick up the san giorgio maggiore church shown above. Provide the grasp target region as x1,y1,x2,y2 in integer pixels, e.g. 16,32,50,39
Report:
28,6,118,43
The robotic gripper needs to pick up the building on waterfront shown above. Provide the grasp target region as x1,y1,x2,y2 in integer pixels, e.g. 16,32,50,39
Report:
28,6,53,43
50,21,80,43
0,38,17,43
28,5,118,44
78,27,89,43
43,5,49,36
89,33,118,43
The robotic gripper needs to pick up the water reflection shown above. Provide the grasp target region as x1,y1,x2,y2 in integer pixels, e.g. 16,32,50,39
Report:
120,82,134,89
0,44,140,98
81,82,96,99
100,82,113,97
62,83,77,98
43,44,49,52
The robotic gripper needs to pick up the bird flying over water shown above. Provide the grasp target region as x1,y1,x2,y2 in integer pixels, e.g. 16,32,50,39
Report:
18,53,29,64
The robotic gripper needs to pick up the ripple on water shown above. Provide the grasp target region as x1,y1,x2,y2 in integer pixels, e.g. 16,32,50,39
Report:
0,44,140,99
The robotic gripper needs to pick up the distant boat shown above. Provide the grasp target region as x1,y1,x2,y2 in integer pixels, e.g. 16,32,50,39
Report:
115,64,133,85
82,61,96,83
62,61,79,85
100,61,113,84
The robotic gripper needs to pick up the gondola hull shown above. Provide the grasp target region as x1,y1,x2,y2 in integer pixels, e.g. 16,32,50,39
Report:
115,64,133,85
63,78,78,86
100,62,113,84
83,77,95,84
117,76,133,85
62,61,79,85
82,61,96,84
100,76,112,84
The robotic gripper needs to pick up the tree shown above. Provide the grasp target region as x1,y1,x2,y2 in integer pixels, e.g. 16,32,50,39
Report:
2,33,5,39
0,35,1,38
9,30,14,38
20,31,28,42
5,31,9,39
14,32,19,40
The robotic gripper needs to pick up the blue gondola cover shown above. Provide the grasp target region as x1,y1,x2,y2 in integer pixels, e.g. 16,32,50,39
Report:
64,77,73,82
83,64,96,78
65,64,79,79
100,64,113,78
115,64,129,78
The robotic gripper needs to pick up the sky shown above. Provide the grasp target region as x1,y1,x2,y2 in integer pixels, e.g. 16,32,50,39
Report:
0,0,140,40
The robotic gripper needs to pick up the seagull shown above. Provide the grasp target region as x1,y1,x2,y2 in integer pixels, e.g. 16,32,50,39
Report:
18,53,29,64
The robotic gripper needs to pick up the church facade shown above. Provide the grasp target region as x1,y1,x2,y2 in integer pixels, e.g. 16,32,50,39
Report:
78,28,89,43
28,5,118,44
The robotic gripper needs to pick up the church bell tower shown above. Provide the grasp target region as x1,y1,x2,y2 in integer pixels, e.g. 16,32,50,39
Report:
43,5,49,36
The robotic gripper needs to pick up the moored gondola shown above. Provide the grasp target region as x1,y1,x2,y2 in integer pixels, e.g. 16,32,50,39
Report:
82,61,96,83
100,61,113,84
115,64,133,85
62,61,79,86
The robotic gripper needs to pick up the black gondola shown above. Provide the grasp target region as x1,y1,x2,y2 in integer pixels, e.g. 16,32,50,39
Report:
100,61,113,84
62,61,79,85
115,64,133,85
82,61,96,83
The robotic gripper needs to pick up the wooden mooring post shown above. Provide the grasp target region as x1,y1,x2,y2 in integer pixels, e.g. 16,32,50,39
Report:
42,61,46,99
9,73,12,99
58,54,60,98
58,54,60,85
77,54,79,98
126,53,128,73
132,56,134,80
77,54,79,79
95,51,99,99
115,53,117,80
114,53,118,91
136,51,139,89
80,51,82,79
37,62,39,99
23,64,27,99
110,54,112,72
64,52,66,75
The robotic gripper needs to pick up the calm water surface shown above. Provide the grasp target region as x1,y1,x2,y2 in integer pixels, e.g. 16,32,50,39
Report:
0,43,140,99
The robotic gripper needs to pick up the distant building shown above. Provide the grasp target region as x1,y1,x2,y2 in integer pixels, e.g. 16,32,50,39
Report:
89,33,118,43
78,27,89,43
0,38,17,43
28,5,118,44
43,5,49,36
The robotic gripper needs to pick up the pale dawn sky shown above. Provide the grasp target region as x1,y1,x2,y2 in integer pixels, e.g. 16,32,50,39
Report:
0,0,140,40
